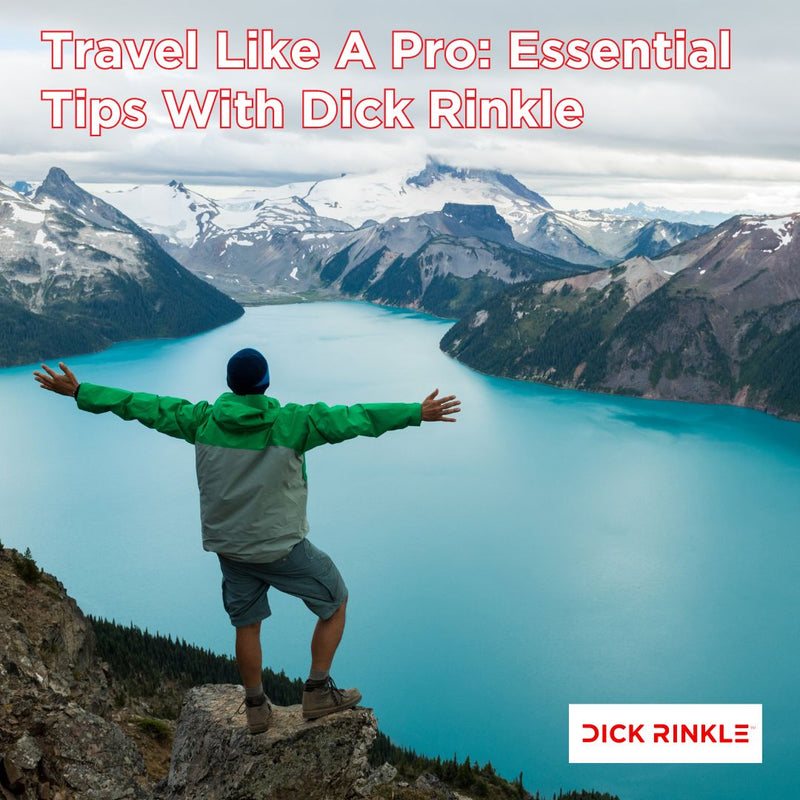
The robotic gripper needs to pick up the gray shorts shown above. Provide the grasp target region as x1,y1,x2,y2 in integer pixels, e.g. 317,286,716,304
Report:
218,538,348,628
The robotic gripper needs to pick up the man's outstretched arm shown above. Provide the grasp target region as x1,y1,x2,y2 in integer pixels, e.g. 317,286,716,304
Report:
33,362,208,444
287,388,461,451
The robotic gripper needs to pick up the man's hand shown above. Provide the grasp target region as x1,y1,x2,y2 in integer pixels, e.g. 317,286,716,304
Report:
421,388,461,422
33,362,80,397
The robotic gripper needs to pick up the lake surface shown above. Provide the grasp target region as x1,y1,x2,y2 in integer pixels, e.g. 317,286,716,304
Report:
2,302,799,800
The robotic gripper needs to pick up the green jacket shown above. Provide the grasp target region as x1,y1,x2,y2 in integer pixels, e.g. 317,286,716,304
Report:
76,383,422,562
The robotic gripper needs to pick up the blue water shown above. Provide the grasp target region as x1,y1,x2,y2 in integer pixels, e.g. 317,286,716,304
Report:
2,302,799,800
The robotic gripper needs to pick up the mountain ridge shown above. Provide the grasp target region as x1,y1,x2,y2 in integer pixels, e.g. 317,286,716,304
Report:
99,163,712,292
596,201,733,226
441,212,800,420
0,168,243,367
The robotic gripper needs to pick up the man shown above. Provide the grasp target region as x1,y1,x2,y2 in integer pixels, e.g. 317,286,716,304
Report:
33,349,460,734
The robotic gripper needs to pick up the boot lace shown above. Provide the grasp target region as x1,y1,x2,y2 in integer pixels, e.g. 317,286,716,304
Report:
324,677,345,705
234,695,267,720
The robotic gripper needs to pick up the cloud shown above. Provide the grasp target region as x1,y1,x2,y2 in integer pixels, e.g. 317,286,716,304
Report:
1,0,798,213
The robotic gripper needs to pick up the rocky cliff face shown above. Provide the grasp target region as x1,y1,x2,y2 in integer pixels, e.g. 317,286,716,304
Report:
314,203,587,317
164,685,377,800
0,546,150,799
0,546,484,800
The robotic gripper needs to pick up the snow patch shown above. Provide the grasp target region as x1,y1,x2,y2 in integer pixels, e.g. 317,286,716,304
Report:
471,309,489,328
33,229,65,254
757,216,793,250
289,267,299,280
10,204,45,225
733,215,794,251
99,183,219,246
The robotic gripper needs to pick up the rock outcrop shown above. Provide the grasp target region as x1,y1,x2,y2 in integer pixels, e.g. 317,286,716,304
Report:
1,545,538,800
0,547,460,800
0,546,150,800
164,685,377,800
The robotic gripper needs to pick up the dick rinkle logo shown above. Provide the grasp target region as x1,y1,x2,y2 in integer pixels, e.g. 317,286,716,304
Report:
568,704,762,764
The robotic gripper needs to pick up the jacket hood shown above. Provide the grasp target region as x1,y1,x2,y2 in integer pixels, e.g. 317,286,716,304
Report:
211,392,282,430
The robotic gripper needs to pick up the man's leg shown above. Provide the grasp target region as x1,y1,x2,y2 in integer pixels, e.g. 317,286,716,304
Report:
310,598,347,672
218,554,273,734
236,620,263,688
303,597,361,719
260,540,361,718
234,620,272,734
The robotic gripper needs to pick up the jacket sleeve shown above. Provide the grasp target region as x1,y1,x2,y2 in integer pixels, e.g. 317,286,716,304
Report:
75,382,209,444
283,401,422,452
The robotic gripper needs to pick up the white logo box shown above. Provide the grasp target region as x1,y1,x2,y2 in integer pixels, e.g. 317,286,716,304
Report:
568,704,762,764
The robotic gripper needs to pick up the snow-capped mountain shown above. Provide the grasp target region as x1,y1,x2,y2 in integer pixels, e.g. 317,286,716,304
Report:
100,160,555,258
102,180,354,300
518,209,710,266
254,162,709,266
250,161,552,230
102,180,222,247
98,161,712,298
597,202,731,227
313,203,586,316
104,180,352,251
0,169,242,367
158,200,589,312
649,212,800,309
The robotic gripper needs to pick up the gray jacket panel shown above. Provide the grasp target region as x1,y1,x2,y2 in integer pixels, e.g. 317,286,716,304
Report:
195,442,309,562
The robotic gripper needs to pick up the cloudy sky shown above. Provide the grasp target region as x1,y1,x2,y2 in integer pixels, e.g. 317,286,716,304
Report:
1,0,798,212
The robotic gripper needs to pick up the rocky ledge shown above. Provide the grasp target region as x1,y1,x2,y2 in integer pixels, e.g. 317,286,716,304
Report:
0,547,473,800
164,685,377,800
0,546,149,800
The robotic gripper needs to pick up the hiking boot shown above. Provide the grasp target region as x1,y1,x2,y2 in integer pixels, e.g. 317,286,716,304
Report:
237,695,272,734
302,677,362,720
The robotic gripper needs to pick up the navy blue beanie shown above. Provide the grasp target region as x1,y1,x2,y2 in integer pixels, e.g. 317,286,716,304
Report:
227,348,270,395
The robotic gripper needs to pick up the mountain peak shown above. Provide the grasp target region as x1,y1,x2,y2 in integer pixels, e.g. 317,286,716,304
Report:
35,166,82,202
597,201,732,227
10,180,34,196
433,202,516,246
34,166,147,235
35,167,121,220
405,159,552,209
44,166,71,182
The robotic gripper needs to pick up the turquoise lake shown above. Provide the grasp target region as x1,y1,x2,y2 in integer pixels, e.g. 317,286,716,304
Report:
2,302,799,800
